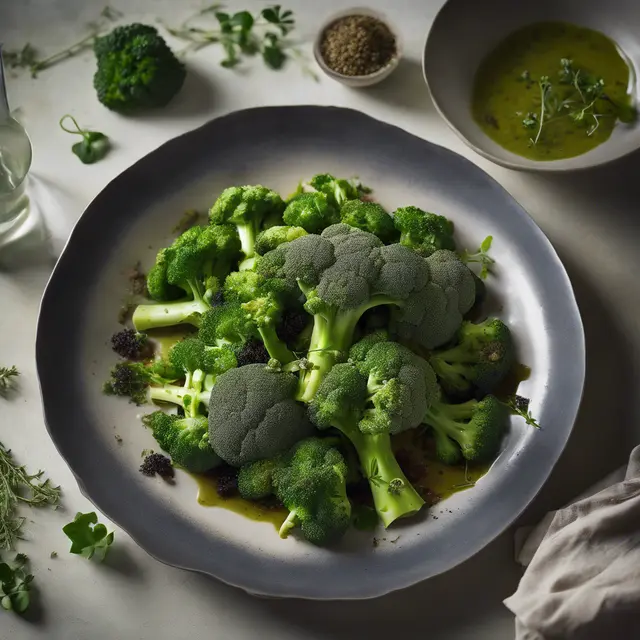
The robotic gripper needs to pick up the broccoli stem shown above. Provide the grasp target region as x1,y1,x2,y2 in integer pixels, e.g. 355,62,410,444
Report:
132,298,211,331
257,326,295,364
279,510,299,539
334,423,424,527
237,223,258,267
424,400,477,447
148,384,210,412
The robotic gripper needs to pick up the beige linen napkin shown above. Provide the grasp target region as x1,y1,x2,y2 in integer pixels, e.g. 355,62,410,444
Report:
503,445,640,639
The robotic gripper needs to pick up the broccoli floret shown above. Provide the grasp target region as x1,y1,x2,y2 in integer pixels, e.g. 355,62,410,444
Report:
208,364,315,467
390,249,476,350
140,452,174,478
209,185,286,270
430,319,515,399
93,24,186,113
238,438,351,546
308,173,362,209
393,206,456,257
309,362,424,527
142,411,221,473
110,329,149,359
340,200,398,244
133,225,241,331
103,361,177,405
199,301,259,347
255,226,308,255
147,338,237,414
423,395,509,464
235,340,270,366
282,192,340,234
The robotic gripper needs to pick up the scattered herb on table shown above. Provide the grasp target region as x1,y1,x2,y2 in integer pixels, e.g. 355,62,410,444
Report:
460,235,495,279
59,115,110,164
0,366,19,394
0,554,33,614
522,58,637,146
319,14,396,76
0,442,61,550
3,6,122,78
168,4,314,77
62,512,114,561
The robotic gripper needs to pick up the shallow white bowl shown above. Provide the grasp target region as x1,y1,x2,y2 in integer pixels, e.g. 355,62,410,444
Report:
423,0,640,172
314,7,402,88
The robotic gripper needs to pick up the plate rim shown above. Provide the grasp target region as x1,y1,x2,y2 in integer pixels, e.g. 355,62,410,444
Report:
35,105,585,599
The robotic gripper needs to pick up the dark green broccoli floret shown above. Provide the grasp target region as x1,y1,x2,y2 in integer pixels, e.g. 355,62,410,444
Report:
103,361,178,405
142,411,221,473
133,224,241,331
208,364,315,467
110,328,149,359
234,340,270,366
423,394,509,464
309,361,424,527
238,438,351,546
308,173,363,209
282,192,340,234
93,24,186,113
209,185,286,270
393,206,456,257
255,225,308,255
430,318,515,399
340,200,398,244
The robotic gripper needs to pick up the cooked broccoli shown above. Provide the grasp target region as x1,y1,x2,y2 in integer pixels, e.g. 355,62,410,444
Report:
93,24,186,113
199,301,258,347
147,337,237,415
209,185,286,270
282,192,339,234
309,361,424,527
208,364,315,467
308,173,363,209
103,360,178,405
430,318,515,399
255,225,308,255
393,206,456,256
339,200,398,244
423,394,509,464
132,225,241,331
110,328,149,359
238,438,351,545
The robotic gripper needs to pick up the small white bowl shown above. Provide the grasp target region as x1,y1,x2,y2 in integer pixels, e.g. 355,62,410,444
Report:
423,0,640,172
314,7,403,88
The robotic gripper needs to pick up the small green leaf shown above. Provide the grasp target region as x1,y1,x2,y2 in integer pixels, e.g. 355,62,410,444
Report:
1,595,12,611
0,563,13,583
62,511,114,561
480,235,493,252
231,11,254,31
261,7,279,23
263,46,286,70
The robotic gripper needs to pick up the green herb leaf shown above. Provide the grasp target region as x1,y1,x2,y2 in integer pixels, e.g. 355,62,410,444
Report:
62,512,114,561
460,235,495,279
262,45,286,70
0,554,33,613
0,366,19,393
59,115,110,165
231,11,254,31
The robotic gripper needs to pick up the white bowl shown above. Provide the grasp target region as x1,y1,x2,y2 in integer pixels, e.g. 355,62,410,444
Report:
314,7,402,88
423,0,640,172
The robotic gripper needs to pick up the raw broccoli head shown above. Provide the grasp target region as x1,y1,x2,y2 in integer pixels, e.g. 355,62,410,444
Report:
423,394,509,464
349,339,439,435
273,438,351,546
393,206,456,257
93,24,186,113
255,225,308,255
308,173,362,208
208,364,315,467
142,411,221,473
430,318,515,399
282,192,340,234
237,457,282,500
209,185,286,265
339,200,398,244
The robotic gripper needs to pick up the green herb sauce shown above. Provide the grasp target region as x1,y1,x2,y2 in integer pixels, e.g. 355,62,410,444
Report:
472,21,635,160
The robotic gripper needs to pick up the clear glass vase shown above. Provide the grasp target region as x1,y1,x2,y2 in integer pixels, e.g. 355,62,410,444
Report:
0,47,32,235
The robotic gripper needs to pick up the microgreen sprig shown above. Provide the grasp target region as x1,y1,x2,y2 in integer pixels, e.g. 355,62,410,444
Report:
59,115,110,164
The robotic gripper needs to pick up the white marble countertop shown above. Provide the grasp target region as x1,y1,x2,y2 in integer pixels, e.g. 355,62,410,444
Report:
1,1,639,638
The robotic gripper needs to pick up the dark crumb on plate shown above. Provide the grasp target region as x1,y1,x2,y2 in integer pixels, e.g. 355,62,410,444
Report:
114,434,123,444
372,537,379,548
140,453,174,479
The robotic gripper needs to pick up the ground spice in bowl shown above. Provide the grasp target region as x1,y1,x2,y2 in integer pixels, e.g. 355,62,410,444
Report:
320,14,397,77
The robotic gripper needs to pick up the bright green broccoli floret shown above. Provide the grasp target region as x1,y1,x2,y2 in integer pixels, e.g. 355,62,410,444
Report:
308,173,363,209
340,200,398,244
142,411,221,472
309,362,424,527
147,337,237,415
255,226,308,255
282,192,340,234
133,224,241,331
93,24,186,113
209,185,286,270
393,206,456,257
199,302,259,347
430,318,515,399
237,457,281,500
423,394,509,464
208,364,315,467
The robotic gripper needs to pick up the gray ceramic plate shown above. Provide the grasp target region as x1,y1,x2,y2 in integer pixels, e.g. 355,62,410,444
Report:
36,106,584,600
